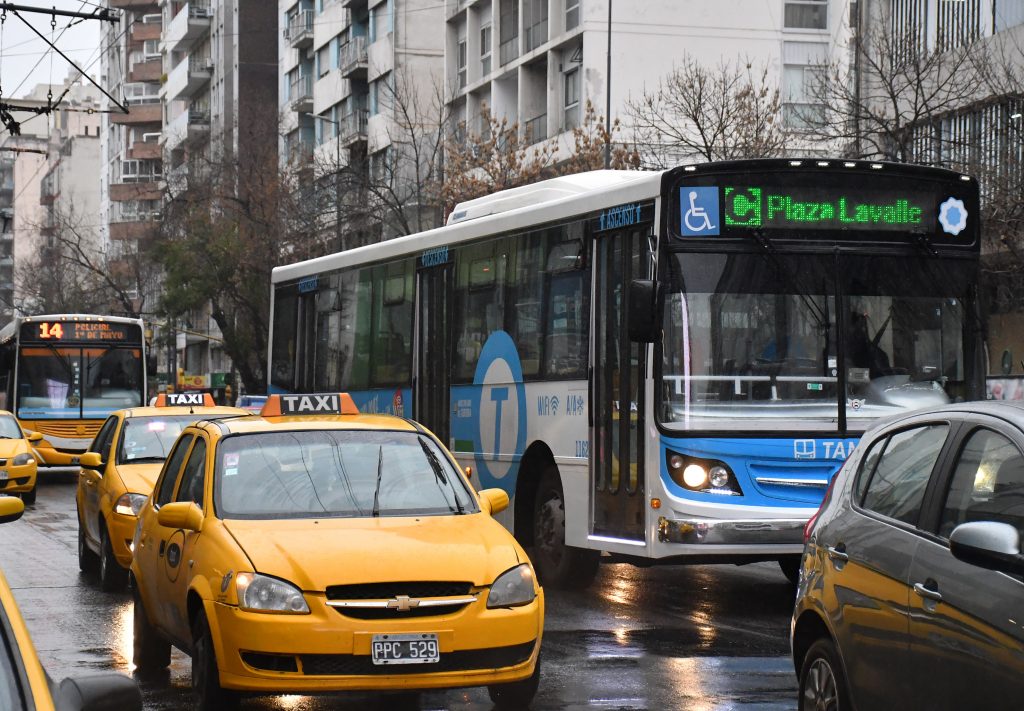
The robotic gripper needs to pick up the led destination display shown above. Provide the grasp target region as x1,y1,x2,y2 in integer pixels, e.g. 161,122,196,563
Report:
722,186,932,231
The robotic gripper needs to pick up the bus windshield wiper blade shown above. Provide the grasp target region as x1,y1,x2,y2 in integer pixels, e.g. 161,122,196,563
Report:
371,445,383,517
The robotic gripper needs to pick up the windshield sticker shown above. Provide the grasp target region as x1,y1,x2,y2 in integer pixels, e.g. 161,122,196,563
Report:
225,453,239,467
147,421,166,431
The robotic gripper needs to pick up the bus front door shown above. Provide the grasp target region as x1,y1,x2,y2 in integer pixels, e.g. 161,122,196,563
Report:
415,262,452,446
592,228,647,542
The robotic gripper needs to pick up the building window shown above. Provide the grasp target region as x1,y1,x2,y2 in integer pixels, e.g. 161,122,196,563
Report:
317,45,330,78
889,0,927,64
480,24,492,77
936,0,982,50
566,0,579,31
369,0,391,43
784,0,826,29
499,0,519,65
458,39,468,89
564,66,580,130
782,42,827,130
524,0,548,52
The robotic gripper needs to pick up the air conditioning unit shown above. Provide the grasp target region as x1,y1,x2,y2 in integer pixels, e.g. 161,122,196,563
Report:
142,132,161,142
204,57,216,70
197,7,214,18
141,13,161,24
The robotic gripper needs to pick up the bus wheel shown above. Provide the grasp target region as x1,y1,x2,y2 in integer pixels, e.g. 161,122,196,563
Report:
779,556,801,586
532,466,599,590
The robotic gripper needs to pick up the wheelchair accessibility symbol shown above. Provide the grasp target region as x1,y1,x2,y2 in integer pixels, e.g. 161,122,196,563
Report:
679,187,720,236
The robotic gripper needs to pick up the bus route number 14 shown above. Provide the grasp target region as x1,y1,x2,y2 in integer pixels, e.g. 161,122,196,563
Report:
39,322,64,340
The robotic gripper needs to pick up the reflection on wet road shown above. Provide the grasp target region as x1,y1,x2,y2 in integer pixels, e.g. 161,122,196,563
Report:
1,475,798,709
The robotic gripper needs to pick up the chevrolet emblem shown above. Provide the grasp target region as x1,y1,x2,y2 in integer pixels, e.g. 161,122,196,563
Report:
386,595,420,612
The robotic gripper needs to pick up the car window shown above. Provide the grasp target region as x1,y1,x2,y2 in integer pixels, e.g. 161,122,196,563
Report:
0,612,25,710
853,436,886,504
860,424,948,525
175,438,207,508
91,416,118,460
939,428,1024,539
117,415,217,465
155,435,193,508
0,416,23,440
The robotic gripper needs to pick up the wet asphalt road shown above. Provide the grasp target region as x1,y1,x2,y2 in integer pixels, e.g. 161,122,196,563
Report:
0,472,799,710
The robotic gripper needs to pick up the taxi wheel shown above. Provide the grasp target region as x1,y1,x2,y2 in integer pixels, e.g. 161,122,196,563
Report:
488,653,541,709
532,467,599,590
132,587,171,672
192,611,238,711
77,513,99,574
99,525,129,593
20,484,36,506
798,637,850,711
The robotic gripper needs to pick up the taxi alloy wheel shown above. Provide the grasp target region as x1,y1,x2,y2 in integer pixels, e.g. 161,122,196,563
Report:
132,585,171,672
191,610,238,711
99,524,129,593
532,466,599,590
488,652,541,709
799,638,849,711
77,511,99,574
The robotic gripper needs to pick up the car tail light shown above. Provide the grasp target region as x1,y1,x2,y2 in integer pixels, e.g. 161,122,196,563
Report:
804,475,838,543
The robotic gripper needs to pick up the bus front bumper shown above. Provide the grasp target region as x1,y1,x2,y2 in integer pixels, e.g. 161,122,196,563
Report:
657,516,808,546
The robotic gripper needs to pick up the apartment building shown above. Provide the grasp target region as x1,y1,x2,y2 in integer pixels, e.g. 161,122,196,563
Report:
444,0,851,158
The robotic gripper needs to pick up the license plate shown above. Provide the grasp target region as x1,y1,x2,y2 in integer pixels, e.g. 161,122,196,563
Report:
0,470,7,481
371,633,439,665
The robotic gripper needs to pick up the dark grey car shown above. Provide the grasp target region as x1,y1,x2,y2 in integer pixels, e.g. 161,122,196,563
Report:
791,401,1024,711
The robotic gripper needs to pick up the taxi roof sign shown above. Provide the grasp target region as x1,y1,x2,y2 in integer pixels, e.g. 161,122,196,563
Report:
155,392,215,407
261,393,360,417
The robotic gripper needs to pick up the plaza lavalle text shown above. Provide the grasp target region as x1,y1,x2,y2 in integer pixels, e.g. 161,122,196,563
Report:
734,192,925,228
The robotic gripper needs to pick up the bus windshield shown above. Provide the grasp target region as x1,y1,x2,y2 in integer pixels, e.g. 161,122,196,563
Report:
17,346,142,420
660,251,968,432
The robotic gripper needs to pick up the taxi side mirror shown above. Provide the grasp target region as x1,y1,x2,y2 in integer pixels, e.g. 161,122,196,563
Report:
0,496,24,524
479,488,509,516
157,501,204,533
79,452,103,470
25,431,42,442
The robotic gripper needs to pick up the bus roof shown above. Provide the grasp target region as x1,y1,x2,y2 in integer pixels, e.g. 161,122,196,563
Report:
0,314,144,343
271,169,664,284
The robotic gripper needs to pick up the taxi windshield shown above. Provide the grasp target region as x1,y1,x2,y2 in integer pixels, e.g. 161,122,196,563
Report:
214,430,479,519
0,416,22,439
117,416,212,464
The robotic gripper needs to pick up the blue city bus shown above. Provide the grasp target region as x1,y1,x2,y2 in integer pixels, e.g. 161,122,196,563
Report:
268,160,983,588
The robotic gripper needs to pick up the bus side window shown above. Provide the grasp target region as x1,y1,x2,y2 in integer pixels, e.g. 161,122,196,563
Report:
544,227,588,379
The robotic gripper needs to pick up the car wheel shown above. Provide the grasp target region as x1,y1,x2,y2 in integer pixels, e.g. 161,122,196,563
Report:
488,653,541,709
532,466,599,590
20,484,36,506
192,610,238,711
77,511,98,574
132,586,171,672
798,637,850,711
99,524,129,592
779,556,801,586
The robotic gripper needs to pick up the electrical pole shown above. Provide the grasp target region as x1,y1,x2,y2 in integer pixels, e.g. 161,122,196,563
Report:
604,0,613,169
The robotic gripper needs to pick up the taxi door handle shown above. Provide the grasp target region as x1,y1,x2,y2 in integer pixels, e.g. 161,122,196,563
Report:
914,582,943,603
158,540,166,557
827,546,849,563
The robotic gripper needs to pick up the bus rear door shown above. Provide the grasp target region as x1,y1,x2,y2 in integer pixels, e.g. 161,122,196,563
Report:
415,255,453,446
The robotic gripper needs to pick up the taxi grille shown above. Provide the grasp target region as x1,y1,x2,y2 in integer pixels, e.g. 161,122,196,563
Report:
299,641,535,676
325,582,472,600
333,604,471,620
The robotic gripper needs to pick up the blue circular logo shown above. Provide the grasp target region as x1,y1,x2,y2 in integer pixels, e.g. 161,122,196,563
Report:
471,331,527,493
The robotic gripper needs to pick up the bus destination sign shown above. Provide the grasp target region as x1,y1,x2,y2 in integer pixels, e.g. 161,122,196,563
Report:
21,320,140,344
722,186,932,231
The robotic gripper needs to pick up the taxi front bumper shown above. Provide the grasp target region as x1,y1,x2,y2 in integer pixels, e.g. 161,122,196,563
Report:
0,462,36,494
208,590,544,692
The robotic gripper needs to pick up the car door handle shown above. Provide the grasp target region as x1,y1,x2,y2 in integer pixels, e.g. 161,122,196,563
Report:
158,540,166,557
827,546,849,563
914,582,943,603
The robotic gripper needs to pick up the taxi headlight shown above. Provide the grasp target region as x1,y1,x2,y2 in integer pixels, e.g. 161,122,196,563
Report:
235,572,309,614
487,564,536,609
114,493,147,516
11,453,33,466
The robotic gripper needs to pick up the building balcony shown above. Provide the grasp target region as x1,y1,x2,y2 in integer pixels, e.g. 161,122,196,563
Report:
109,0,158,7
130,19,161,43
111,102,161,125
340,0,366,8
128,58,161,83
163,107,210,153
110,181,162,202
284,10,314,49
165,55,212,101
340,110,368,146
524,113,547,142
289,74,314,113
110,219,157,241
500,36,519,65
165,1,213,54
340,36,368,78
129,138,162,160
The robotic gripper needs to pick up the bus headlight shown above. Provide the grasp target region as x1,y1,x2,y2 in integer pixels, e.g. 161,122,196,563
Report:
665,450,742,495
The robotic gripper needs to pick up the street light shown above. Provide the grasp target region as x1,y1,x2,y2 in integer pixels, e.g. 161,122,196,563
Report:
304,112,344,253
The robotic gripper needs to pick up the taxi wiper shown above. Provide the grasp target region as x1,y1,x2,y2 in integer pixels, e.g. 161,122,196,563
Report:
371,445,384,517
419,437,464,514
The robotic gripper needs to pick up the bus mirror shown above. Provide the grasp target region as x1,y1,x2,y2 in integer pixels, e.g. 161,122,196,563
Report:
628,280,661,343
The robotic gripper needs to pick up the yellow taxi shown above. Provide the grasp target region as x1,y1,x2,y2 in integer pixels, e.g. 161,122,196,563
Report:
76,393,248,592
130,393,544,710
0,496,143,710
0,411,42,505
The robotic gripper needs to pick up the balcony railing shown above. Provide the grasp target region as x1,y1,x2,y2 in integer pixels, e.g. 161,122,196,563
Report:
340,36,368,75
341,110,368,143
290,74,313,106
524,20,548,52
500,37,519,65
124,82,160,105
188,108,210,125
285,10,314,46
524,113,546,142
189,1,213,18
188,55,214,74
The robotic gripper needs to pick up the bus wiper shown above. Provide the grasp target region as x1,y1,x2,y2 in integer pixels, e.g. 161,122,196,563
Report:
371,445,383,517
751,229,830,330
419,437,464,514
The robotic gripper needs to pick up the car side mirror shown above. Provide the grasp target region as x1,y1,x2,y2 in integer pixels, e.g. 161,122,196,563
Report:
157,501,204,532
479,488,509,516
57,672,142,711
949,521,1024,576
79,452,103,470
25,431,42,442
628,279,662,343
0,496,24,524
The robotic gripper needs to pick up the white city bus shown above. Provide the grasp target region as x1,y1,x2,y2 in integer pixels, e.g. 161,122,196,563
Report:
269,160,983,588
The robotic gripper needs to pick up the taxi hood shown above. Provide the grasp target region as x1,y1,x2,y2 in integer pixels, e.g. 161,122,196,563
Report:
223,514,523,591
115,463,164,496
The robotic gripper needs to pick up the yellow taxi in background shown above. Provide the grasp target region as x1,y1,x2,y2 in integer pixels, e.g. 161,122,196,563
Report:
130,393,544,711
76,393,247,592
0,496,143,710
0,412,42,505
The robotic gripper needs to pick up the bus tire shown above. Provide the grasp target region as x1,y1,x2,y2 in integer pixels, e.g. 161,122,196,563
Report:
532,466,599,590
779,556,801,586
